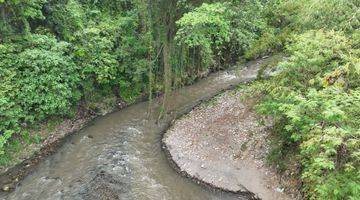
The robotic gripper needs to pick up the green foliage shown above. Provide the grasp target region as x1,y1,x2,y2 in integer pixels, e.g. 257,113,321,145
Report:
75,26,118,84
228,0,267,54
245,0,360,59
1,2,359,199
244,28,291,59
176,1,268,68
72,10,148,102
45,0,85,40
176,2,232,67
289,0,359,32
279,30,358,90
0,34,80,155
244,1,360,198
252,30,360,199
0,0,152,162
0,0,47,35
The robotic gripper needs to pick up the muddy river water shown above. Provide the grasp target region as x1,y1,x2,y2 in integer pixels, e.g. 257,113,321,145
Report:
2,59,272,200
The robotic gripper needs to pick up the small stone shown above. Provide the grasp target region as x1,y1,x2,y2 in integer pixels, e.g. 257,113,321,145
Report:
3,185,10,191
201,164,205,168
275,187,284,193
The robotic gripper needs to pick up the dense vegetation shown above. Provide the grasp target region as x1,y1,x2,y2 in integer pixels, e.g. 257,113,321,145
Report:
0,0,152,159
0,0,359,199
246,1,359,199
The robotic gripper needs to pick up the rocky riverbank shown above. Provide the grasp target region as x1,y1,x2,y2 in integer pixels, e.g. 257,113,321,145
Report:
163,90,301,200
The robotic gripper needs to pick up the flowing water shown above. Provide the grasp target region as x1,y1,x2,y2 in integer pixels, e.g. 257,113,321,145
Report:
2,59,270,200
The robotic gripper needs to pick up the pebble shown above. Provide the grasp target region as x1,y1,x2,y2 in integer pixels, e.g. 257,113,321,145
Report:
276,187,284,193
3,185,9,191
164,89,296,199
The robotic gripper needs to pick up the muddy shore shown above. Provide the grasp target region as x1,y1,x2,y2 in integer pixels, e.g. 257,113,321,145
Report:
162,90,301,200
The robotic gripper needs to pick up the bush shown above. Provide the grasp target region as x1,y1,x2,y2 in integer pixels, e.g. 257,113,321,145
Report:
253,30,360,199
0,34,80,155
175,2,232,68
292,0,359,33
175,1,268,68
72,13,148,102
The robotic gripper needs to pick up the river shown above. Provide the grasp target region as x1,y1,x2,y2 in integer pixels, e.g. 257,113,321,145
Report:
2,58,270,200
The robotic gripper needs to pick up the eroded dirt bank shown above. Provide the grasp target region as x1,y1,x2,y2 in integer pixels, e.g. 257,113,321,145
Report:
163,90,301,200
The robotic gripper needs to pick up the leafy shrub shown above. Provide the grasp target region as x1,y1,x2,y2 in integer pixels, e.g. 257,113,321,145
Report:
291,0,359,32
244,28,291,59
175,1,268,68
278,30,358,90
253,30,360,199
72,11,148,102
228,0,267,55
245,0,360,59
0,34,80,155
45,0,85,40
74,26,118,84
175,2,232,68
0,0,47,35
